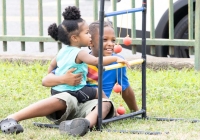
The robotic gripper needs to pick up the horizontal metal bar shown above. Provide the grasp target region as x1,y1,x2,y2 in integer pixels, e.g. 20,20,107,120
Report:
0,36,55,42
0,36,195,46
104,59,144,71
102,109,145,124
105,7,145,17
33,122,59,129
155,117,200,123
33,121,167,135
134,116,200,123
105,129,167,135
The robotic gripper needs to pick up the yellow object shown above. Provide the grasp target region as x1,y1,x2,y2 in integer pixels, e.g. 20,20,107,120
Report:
104,58,144,71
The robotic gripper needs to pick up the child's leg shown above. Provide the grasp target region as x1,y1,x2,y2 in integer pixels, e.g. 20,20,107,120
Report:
58,99,114,136
122,86,139,111
95,89,98,98
102,91,108,99
85,101,112,128
7,96,66,122
95,89,108,99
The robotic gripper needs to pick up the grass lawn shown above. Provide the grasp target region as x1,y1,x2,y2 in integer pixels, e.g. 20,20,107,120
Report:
0,61,200,140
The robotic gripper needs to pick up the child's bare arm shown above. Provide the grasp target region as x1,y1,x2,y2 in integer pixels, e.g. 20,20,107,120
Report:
48,57,57,73
77,50,118,66
42,68,82,87
116,57,131,68
77,50,130,68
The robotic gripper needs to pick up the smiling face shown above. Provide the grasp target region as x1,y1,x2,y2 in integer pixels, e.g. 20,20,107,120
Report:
90,26,116,57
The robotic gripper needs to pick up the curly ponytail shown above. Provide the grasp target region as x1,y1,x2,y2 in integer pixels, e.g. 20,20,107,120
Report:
48,6,85,45
48,23,58,41
62,6,81,20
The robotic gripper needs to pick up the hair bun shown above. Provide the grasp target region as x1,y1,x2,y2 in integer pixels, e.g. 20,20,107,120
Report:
48,23,58,41
62,6,81,20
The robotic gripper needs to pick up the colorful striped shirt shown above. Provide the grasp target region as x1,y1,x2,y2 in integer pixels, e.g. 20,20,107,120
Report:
86,54,129,97
87,64,98,87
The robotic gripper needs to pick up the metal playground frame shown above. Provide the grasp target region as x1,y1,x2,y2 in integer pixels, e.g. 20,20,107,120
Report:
96,0,149,134
34,0,200,135
97,0,200,134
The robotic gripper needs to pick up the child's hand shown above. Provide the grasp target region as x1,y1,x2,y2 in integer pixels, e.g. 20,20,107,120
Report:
116,57,131,69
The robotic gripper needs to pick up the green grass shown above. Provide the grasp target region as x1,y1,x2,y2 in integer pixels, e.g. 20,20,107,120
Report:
0,61,200,140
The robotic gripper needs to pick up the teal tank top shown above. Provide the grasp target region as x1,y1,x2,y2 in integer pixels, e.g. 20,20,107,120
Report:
52,46,87,91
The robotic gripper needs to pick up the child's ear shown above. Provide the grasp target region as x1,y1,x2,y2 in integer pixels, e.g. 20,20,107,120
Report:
71,35,78,42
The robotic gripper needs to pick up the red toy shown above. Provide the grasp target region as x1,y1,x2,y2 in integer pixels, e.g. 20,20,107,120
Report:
123,35,132,46
113,83,122,93
117,105,126,115
114,44,122,53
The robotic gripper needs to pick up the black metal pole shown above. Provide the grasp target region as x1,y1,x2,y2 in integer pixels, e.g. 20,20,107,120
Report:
141,0,147,118
105,129,167,135
97,0,105,130
102,109,145,124
150,117,200,123
133,116,200,123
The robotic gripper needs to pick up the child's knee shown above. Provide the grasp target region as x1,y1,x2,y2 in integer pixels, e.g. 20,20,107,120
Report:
95,92,98,99
102,102,112,112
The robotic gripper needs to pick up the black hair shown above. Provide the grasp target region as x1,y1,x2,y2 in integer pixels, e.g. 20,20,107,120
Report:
89,20,113,40
48,6,84,45
88,20,114,49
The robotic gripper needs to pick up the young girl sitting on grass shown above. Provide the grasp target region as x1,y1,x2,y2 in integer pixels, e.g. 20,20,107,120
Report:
47,6,130,103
